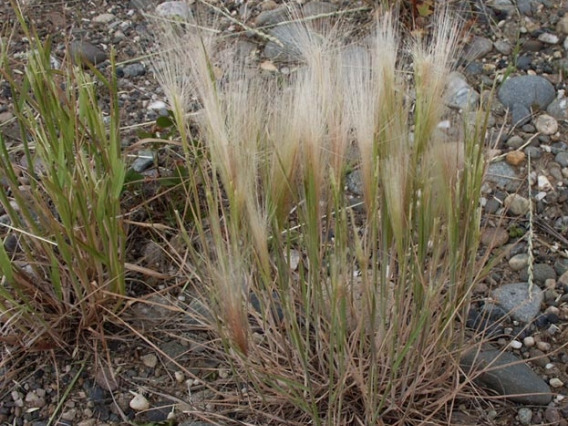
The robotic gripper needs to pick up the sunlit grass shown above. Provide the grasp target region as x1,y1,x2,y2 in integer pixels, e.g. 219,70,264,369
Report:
0,6,125,351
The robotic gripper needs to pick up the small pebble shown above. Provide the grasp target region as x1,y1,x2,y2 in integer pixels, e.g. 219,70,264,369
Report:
61,408,77,421
537,341,551,351
510,340,523,349
538,175,553,191
523,336,535,347
140,354,158,368
93,13,116,24
545,406,561,424
129,392,150,411
538,33,560,44
506,150,526,166
148,100,168,111
535,114,559,135
174,371,184,383
480,227,509,247
504,194,530,215
509,253,529,271
550,378,564,388
518,407,533,425
548,324,560,335
506,135,525,149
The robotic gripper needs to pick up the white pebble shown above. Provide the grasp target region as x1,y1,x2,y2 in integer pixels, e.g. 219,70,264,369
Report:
550,378,564,388
538,175,553,191
510,340,523,349
147,100,167,111
523,336,535,347
538,33,559,44
175,371,185,383
129,392,150,411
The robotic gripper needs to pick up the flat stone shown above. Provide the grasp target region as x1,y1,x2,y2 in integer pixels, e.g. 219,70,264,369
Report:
69,41,108,66
446,72,479,109
461,348,552,405
504,193,530,216
464,36,493,62
264,23,308,62
132,150,155,173
302,1,338,17
520,263,557,284
506,135,524,149
517,0,533,15
538,33,559,45
490,0,515,16
494,39,513,55
155,1,193,21
485,161,519,191
131,0,154,11
93,13,116,24
491,282,543,323
123,63,146,77
480,227,509,248
256,4,297,27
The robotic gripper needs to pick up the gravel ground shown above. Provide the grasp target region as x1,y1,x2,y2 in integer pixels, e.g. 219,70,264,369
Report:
4,0,568,424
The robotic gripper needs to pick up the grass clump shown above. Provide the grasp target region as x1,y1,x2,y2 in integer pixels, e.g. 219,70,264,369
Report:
153,6,489,425
0,11,125,352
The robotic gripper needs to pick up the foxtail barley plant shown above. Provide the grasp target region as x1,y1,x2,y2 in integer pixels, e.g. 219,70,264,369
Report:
161,5,487,424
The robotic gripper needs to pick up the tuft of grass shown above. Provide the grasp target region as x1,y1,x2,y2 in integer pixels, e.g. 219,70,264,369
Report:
152,5,489,424
0,6,126,352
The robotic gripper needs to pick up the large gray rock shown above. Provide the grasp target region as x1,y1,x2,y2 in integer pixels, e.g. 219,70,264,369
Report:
498,76,556,126
491,282,543,323
461,349,552,405
264,23,309,62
